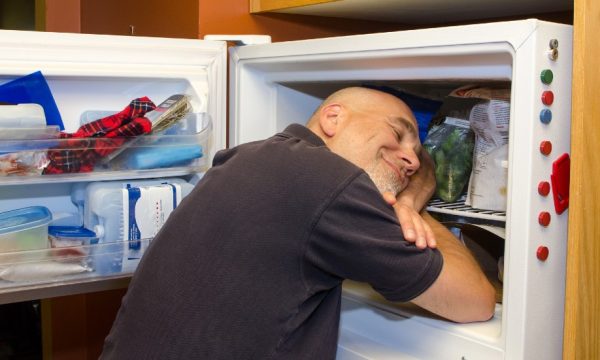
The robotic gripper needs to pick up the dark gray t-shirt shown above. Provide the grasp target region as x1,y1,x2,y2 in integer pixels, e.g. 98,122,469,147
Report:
100,124,442,360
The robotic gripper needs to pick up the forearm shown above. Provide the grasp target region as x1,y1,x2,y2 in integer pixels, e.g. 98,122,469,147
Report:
425,213,483,272
411,212,496,322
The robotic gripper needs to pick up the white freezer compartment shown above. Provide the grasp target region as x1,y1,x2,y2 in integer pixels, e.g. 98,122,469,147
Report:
0,30,227,297
230,20,571,360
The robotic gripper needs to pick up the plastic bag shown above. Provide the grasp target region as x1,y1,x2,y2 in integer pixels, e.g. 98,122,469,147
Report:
424,117,475,202
0,262,91,282
449,85,511,211
0,152,49,176
466,100,510,210
466,144,509,210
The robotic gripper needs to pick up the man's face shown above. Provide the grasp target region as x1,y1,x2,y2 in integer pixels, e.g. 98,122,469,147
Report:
329,99,421,196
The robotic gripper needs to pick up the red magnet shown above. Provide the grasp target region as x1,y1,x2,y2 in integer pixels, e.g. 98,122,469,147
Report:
537,246,549,261
538,211,551,226
540,141,552,156
538,181,551,196
551,153,570,214
541,91,555,105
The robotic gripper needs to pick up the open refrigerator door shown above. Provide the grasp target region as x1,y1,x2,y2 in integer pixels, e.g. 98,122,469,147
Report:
0,30,227,303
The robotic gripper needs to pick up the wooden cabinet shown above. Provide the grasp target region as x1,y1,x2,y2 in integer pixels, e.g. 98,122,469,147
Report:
250,0,573,24
563,1,600,358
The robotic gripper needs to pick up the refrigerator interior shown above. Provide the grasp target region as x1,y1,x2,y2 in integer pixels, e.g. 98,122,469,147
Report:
249,79,508,358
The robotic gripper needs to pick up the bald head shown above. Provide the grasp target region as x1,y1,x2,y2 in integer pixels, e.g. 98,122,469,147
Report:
307,87,414,129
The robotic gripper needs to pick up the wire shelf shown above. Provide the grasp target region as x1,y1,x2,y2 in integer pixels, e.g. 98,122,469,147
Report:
426,196,506,223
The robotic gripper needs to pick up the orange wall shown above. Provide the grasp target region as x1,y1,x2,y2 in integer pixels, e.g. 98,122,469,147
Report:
80,0,199,38
45,0,80,33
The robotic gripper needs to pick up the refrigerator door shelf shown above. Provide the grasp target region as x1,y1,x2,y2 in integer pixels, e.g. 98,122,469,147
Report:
0,113,212,185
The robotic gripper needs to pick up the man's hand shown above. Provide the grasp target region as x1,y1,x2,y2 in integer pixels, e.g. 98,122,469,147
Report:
383,193,436,249
384,150,437,248
396,202,436,249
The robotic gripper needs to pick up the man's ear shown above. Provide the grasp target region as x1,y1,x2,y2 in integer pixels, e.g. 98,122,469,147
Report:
319,104,342,137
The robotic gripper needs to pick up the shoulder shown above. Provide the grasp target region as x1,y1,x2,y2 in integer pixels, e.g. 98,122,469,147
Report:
214,125,364,184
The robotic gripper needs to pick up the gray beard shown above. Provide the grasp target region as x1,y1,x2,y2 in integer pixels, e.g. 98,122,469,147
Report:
365,164,403,196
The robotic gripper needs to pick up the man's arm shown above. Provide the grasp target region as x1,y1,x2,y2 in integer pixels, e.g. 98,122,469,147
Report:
391,151,437,248
410,211,496,323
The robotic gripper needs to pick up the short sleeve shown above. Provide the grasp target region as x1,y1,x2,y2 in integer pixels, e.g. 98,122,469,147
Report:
305,173,443,302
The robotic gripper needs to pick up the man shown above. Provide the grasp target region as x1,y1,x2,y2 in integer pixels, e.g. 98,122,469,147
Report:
100,87,495,359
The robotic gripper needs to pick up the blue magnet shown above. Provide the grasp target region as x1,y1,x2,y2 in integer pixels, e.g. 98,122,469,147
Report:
540,109,552,124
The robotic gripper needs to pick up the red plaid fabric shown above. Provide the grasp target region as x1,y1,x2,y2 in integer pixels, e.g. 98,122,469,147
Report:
43,97,156,174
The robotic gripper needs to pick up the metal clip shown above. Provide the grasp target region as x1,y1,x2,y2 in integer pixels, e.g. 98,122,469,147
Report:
203,35,272,46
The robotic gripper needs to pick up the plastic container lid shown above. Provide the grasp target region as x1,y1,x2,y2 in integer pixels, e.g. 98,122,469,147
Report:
0,206,52,235
49,226,96,238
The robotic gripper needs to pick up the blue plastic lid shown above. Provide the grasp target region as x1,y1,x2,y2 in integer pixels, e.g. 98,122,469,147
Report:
49,226,96,238
0,206,52,235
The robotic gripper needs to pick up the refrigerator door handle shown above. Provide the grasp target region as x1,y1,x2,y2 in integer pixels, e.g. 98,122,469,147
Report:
551,153,570,214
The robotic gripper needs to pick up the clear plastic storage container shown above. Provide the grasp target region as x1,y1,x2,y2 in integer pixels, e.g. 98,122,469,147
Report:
0,206,52,253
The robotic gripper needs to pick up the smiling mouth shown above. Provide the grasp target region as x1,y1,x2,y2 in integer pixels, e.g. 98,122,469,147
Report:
383,158,405,182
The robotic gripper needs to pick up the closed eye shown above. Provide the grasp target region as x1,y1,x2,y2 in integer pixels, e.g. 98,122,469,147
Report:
392,128,402,142
387,116,417,138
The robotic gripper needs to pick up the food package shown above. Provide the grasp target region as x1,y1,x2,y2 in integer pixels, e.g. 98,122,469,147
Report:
424,95,483,202
467,143,509,211
451,85,511,211
424,118,475,202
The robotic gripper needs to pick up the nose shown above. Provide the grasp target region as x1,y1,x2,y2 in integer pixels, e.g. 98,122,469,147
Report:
400,150,420,176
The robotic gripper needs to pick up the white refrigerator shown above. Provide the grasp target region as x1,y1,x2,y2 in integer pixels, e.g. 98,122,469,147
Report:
0,19,572,360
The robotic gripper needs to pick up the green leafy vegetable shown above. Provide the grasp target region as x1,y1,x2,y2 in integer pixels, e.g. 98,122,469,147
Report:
424,123,474,202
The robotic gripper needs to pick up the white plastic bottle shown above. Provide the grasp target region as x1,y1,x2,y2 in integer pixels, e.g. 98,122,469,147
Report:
83,178,194,274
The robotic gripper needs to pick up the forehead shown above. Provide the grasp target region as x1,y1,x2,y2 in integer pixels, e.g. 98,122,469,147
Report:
371,93,417,125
